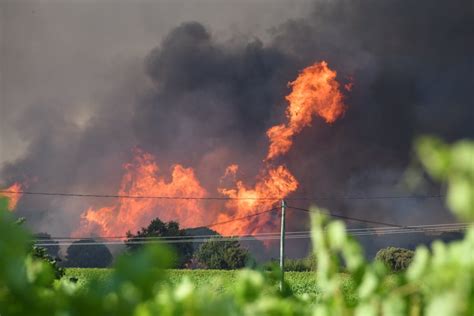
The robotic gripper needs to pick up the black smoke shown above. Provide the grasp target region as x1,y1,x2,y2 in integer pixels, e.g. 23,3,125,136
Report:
1,0,473,257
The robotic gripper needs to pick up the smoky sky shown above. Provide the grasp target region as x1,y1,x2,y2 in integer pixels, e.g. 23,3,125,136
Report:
1,0,473,255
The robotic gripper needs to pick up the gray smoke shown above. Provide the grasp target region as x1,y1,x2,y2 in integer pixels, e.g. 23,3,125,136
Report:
1,0,473,257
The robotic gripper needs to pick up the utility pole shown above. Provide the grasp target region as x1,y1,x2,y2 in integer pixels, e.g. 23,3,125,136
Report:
279,199,286,291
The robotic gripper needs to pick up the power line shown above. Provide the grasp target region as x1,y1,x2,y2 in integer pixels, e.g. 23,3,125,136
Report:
34,230,308,241
9,190,463,246
34,234,311,246
351,229,466,236
33,204,466,241
33,225,470,247
30,204,399,240
0,190,280,201
350,226,469,236
34,223,471,242
286,205,403,227
38,207,279,240
346,222,470,232
0,189,444,201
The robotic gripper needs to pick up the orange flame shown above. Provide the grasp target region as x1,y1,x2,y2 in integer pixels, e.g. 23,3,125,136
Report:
74,151,298,237
0,183,23,211
266,61,346,160
216,165,298,235
75,61,348,239
223,164,239,178
73,148,208,237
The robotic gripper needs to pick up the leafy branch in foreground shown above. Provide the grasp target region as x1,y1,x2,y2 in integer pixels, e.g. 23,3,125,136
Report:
14,217,65,280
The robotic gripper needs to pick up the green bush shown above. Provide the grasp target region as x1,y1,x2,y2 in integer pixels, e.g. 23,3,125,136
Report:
264,255,317,272
288,255,317,272
375,247,414,272
193,237,250,269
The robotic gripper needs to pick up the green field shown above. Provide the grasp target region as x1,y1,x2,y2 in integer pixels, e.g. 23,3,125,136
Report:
64,268,355,299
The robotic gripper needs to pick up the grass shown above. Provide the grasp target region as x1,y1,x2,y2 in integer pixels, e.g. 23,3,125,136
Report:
64,268,356,301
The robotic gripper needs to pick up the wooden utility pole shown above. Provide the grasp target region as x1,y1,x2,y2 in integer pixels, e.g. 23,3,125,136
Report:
279,199,286,291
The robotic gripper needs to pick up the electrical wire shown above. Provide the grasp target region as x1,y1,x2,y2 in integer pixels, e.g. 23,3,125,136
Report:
34,234,311,246
286,205,403,227
34,225,470,247
33,224,471,245
0,189,444,201
35,225,468,242
350,226,469,236
36,230,308,242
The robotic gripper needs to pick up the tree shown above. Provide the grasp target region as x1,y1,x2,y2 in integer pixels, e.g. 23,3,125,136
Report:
375,246,414,272
64,239,113,268
193,238,250,269
32,246,65,279
33,232,60,259
184,226,220,250
126,218,193,267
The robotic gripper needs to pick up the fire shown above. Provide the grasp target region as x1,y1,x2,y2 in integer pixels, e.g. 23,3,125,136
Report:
216,165,298,235
266,61,346,160
223,164,239,178
73,148,208,237
74,152,298,237
75,61,348,238
0,183,23,211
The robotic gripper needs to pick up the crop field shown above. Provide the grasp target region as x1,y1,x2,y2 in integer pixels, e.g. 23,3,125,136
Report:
64,268,356,299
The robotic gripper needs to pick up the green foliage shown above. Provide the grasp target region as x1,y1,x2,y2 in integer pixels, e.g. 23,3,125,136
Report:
32,246,65,279
304,137,474,315
64,268,336,297
13,213,64,279
184,226,220,250
285,255,317,272
375,247,414,272
0,197,57,315
263,255,317,272
194,237,250,269
0,137,473,315
126,217,193,267
64,239,113,268
63,268,112,291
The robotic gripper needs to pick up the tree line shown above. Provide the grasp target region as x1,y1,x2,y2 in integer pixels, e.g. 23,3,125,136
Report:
34,216,430,273
34,217,251,270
